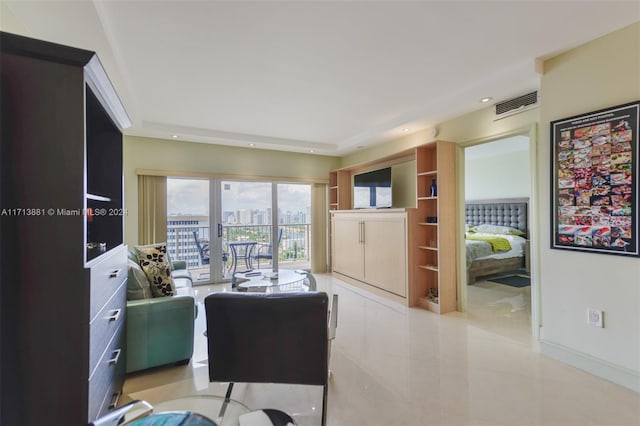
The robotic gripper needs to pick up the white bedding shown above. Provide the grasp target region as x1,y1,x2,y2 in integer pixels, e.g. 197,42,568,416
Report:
466,233,527,263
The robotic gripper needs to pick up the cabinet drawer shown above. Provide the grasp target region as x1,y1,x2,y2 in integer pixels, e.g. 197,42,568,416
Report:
89,281,126,376
88,322,126,422
90,245,127,321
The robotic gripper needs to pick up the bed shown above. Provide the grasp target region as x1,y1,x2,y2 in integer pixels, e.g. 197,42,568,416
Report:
465,199,529,284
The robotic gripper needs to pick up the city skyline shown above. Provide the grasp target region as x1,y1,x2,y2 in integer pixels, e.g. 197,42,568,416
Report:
167,178,311,217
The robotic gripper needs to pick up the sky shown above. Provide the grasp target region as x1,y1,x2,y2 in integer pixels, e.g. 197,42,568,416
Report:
167,178,311,216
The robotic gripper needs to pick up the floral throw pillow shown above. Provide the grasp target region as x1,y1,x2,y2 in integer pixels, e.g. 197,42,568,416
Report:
135,243,176,297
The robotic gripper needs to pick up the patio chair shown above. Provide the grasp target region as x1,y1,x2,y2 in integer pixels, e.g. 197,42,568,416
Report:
253,228,283,268
192,230,210,266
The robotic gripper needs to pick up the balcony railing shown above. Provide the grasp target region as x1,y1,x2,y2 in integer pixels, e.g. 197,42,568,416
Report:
167,223,311,276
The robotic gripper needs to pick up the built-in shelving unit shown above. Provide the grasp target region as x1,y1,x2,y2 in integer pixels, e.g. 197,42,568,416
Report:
327,145,457,312
409,141,457,314
328,169,351,269
328,169,351,211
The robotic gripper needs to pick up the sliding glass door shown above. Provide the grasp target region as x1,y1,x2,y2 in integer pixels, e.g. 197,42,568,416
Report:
166,177,212,283
220,181,272,278
167,177,312,284
277,183,311,271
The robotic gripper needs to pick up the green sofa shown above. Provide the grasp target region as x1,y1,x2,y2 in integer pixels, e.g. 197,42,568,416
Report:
126,247,197,373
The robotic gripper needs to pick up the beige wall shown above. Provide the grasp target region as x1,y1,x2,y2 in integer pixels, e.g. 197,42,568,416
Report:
124,135,339,245
0,2,29,35
340,107,539,169
465,149,531,200
538,22,640,385
391,160,417,208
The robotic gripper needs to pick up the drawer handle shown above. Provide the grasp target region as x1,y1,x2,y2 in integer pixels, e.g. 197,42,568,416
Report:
109,269,122,279
108,348,122,366
108,391,120,410
107,309,121,322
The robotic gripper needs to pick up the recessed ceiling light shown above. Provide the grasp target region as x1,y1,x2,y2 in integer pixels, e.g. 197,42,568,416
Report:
171,134,178,138
403,128,410,132
309,149,315,153
248,143,255,147
480,97,493,103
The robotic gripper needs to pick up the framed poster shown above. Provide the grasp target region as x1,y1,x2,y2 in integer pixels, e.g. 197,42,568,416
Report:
550,100,639,256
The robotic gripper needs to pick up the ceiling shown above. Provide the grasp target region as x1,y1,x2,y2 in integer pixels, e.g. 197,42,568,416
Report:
4,1,639,156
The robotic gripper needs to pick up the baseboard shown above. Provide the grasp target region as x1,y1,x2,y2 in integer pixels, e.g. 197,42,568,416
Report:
540,340,640,392
331,272,408,307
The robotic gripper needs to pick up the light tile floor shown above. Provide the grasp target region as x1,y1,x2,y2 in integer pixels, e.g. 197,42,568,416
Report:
123,274,640,426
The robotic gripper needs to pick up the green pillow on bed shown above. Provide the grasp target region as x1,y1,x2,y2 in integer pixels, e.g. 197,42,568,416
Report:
472,223,525,236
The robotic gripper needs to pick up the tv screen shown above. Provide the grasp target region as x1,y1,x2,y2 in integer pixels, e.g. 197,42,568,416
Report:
353,167,392,209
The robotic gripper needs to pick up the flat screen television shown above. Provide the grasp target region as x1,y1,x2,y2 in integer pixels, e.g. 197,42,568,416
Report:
353,167,392,209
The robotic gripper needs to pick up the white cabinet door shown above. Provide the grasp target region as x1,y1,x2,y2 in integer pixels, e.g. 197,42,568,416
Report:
363,215,407,297
332,215,364,280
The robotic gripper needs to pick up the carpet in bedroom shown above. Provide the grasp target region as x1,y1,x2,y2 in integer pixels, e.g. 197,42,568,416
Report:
487,274,531,288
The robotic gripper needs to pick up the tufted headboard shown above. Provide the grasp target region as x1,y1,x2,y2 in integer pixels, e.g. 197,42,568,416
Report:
465,198,528,237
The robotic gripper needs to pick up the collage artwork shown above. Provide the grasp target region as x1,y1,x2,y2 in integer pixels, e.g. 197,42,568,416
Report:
552,102,639,256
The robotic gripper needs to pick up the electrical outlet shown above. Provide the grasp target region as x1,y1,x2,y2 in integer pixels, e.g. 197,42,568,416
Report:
587,308,604,328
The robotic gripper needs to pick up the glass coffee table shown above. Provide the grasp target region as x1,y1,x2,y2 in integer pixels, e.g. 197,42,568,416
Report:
152,395,251,426
234,269,308,292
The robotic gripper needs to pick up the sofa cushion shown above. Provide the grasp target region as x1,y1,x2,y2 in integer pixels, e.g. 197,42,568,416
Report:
173,276,192,290
171,268,193,283
127,259,153,300
127,248,139,264
134,243,176,297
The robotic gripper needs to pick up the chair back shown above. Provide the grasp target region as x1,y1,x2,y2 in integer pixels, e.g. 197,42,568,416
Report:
205,292,328,386
192,230,210,265
265,228,284,255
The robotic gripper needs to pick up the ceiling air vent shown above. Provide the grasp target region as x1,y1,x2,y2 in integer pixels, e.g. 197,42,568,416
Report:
494,91,539,120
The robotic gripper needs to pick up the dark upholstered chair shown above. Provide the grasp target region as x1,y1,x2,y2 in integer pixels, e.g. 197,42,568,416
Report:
205,292,330,425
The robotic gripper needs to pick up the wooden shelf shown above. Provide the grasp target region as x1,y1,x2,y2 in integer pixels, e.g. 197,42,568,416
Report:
418,264,439,272
408,140,457,314
418,296,440,313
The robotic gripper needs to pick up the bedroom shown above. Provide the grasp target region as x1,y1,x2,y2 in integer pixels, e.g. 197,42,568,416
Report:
462,134,533,341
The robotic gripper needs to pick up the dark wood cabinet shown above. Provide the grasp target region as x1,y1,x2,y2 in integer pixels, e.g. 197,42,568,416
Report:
1,31,130,425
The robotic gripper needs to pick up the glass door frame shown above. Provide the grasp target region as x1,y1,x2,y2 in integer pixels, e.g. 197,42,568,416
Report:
209,179,225,283
169,177,313,284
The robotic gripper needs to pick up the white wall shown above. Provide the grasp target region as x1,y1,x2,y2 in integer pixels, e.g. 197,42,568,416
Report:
465,149,530,200
539,22,640,390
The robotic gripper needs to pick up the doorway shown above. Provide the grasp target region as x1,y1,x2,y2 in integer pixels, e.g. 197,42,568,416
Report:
461,134,534,342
